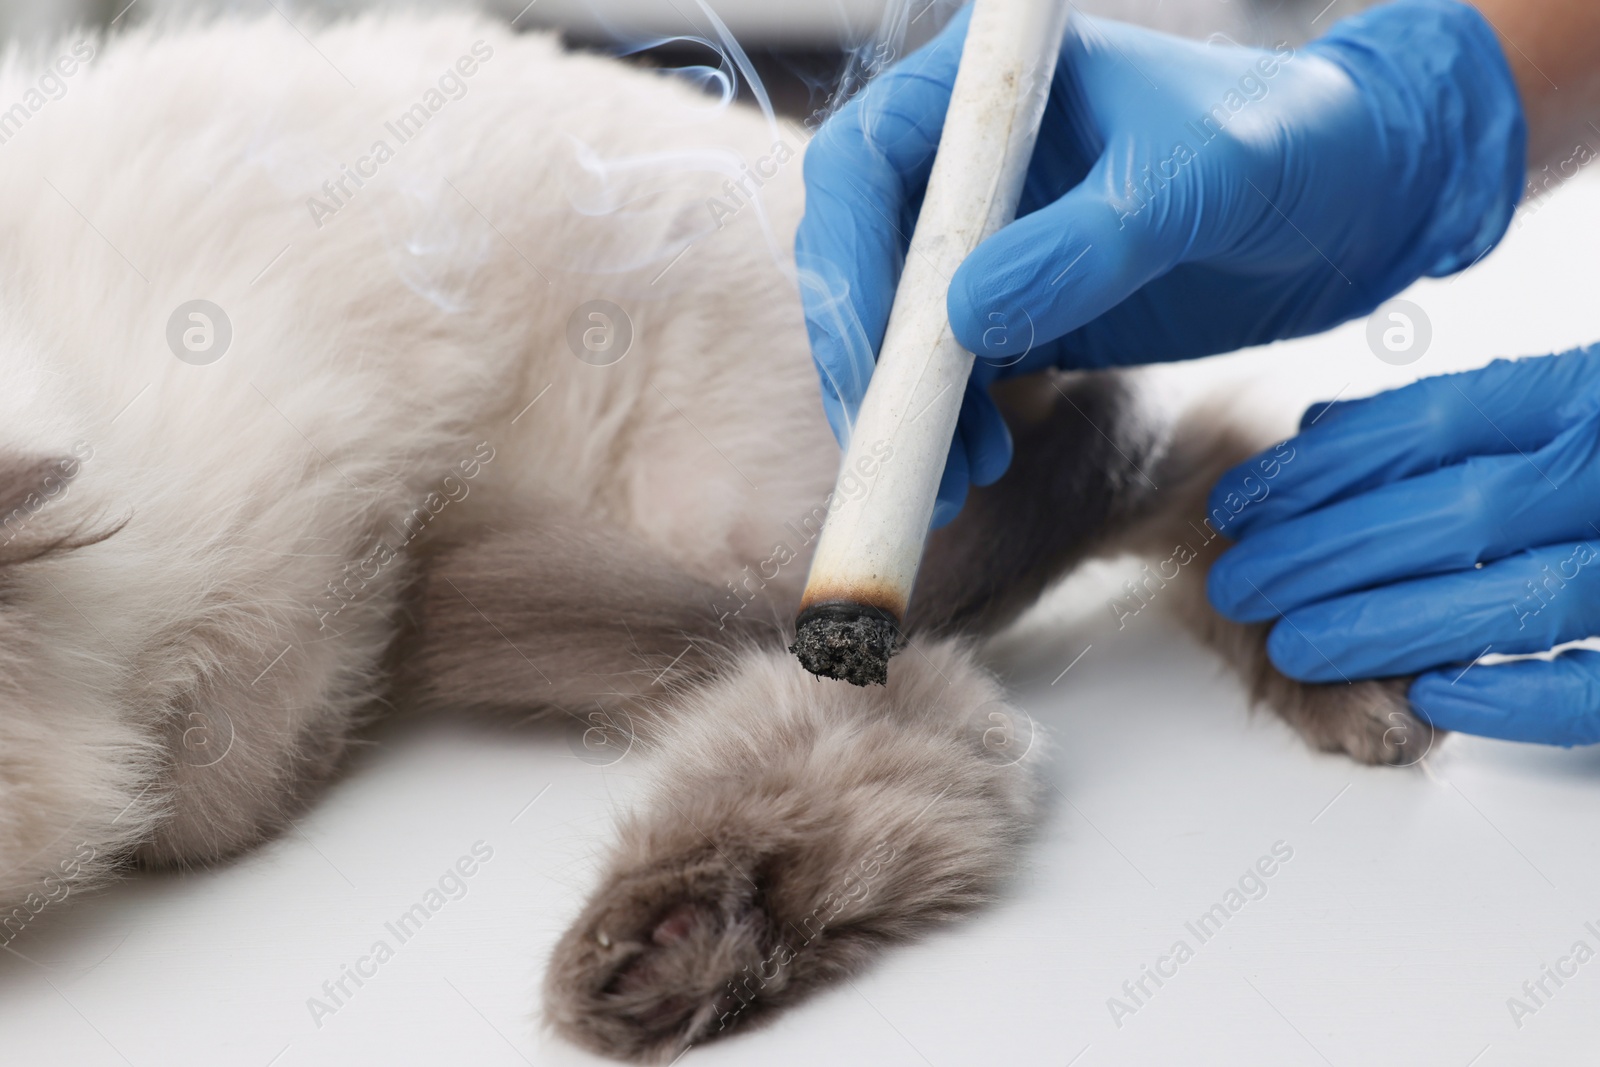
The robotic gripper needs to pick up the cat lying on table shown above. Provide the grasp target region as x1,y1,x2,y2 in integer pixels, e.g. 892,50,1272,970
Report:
0,14,1424,1062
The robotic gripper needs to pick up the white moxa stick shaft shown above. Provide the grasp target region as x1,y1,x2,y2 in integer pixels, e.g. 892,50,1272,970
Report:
799,0,1068,624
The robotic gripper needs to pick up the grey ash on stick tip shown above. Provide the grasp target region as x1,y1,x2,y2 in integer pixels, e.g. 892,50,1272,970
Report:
789,604,902,687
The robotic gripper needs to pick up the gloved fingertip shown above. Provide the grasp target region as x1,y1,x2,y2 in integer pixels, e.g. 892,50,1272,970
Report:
1205,464,1280,541
931,438,971,530
960,388,1013,487
1406,675,1457,722
1299,401,1337,431
1409,665,1600,747
1264,620,1338,683
1407,673,1506,739
969,430,1013,488
1204,483,1238,537
930,495,962,530
945,259,992,357
1205,552,1274,624
947,248,1041,362
1204,561,1240,619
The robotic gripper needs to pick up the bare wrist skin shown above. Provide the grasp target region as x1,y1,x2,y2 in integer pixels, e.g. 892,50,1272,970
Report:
1472,0,1600,168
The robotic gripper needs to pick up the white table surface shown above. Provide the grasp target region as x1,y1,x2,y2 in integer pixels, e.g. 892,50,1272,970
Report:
5,158,1600,1067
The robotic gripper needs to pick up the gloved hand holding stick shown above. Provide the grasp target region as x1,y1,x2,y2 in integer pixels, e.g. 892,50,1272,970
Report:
790,0,1068,685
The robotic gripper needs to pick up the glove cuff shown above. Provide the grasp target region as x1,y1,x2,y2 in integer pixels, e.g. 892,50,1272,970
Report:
1310,0,1527,286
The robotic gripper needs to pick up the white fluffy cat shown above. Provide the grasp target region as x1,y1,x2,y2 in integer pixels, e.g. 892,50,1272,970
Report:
0,14,1423,1062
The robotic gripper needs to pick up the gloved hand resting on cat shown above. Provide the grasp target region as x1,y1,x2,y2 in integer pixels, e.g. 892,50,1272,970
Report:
795,0,1524,526
1208,350,1600,747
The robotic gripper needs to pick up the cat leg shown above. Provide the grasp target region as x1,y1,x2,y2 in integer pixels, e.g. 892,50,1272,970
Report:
1107,405,1436,766
908,371,1165,638
396,506,784,721
144,503,787,868
540,640,1039,1063
403,510,1042,1057
908,374,1433,765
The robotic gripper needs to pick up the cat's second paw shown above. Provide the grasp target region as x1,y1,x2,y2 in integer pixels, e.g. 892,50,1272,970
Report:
543,845,769,1063
1202,614,1443,767
1266,674,1440,767
541,643,1041,1062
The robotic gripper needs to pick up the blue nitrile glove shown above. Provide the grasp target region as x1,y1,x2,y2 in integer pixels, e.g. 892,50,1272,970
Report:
1209,348,1600,747
796,0,1525,525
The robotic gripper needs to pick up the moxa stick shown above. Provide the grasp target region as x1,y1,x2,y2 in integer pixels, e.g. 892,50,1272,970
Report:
791,0,1068,685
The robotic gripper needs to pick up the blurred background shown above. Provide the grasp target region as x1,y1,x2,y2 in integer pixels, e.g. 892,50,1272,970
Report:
0,0,1378,122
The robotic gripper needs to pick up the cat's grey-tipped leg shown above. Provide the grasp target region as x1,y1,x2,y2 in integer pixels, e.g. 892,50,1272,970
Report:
910,371,1164,639
929,379,1438,767
541,642,1040,1062
1184,613,1438,766
1268,673,1436,767
1118,407,1442,767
